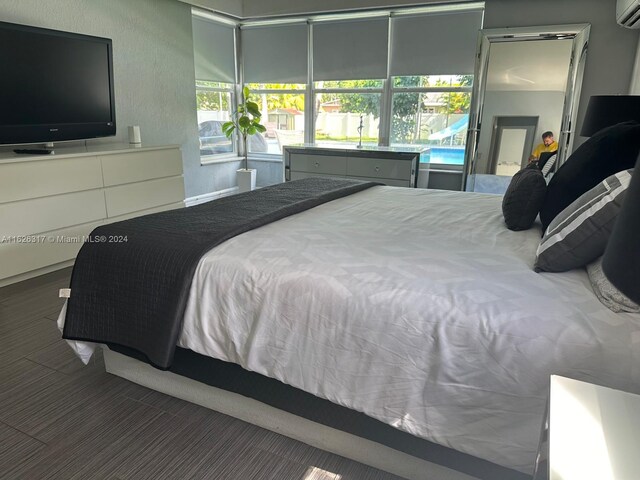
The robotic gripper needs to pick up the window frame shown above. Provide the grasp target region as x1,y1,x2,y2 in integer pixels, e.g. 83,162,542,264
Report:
312,83,385,146
244,83,307,159
195,81,237,164
389,76,473,157
193,5,483,165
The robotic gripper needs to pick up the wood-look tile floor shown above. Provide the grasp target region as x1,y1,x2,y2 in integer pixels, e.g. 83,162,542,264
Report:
0,268,406,480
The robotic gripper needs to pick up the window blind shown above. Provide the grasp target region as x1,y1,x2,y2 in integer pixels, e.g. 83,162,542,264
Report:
242,23,308,84
192,16,236,84
313,18,389,81
390,10,483,76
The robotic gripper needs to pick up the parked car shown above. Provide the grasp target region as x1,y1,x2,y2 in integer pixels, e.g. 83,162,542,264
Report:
198,120,268,155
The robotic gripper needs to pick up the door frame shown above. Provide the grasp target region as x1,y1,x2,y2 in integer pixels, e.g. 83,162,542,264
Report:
487,115,539,175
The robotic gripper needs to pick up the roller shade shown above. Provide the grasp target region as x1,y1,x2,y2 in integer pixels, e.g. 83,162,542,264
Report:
242,24,308,84
192,16,236,83
390,10,483,76
313,18,389,81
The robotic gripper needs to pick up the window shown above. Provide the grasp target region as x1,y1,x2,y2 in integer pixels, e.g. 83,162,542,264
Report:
191,12,237,160
246,83,305,154
391,75,472,166
192,5,483,168
195,81,234,156
314,80,383,146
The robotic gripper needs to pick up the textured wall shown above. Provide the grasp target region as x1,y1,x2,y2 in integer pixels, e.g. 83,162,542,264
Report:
1,0,212,198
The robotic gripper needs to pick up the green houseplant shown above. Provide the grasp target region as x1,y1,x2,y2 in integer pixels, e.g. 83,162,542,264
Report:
222,86,266,173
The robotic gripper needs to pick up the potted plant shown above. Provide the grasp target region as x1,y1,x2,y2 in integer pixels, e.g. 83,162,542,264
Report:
223,86,266,193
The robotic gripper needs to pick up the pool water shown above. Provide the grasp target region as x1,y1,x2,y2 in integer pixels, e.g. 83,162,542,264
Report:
421,146,466,165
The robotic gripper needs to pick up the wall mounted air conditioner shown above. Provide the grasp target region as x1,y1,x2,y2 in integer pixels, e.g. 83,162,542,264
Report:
617,0,640,28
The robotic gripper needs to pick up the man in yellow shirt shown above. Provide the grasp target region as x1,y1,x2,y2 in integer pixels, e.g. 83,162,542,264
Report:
529,131,558,163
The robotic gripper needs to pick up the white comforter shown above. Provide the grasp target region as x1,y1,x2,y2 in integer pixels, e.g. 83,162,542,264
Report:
179,186,640,474
62,186,640,474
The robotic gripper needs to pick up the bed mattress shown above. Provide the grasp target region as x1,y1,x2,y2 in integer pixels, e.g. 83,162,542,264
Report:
177,186,640,474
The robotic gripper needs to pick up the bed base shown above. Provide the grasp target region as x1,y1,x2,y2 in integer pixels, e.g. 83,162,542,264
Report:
104,346,530,480
104,348,477,480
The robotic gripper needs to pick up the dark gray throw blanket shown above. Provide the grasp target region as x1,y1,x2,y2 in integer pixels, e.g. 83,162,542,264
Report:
63,177,379,369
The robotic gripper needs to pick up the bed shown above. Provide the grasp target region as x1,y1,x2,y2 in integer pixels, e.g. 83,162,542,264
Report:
58,179,640,480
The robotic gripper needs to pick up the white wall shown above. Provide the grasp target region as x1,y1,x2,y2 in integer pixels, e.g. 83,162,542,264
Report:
0,0,211,198
475,90,565,173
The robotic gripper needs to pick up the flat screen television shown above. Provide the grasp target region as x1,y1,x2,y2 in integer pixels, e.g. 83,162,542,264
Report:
0,21,116,146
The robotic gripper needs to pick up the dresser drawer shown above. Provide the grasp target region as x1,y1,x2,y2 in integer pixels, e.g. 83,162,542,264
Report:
347,156,412,180
289,171,342,181
0,157,103,203
104,176,185,218
101,148,183,186
0,189,106,236
0,220,102,281
290,153,347,175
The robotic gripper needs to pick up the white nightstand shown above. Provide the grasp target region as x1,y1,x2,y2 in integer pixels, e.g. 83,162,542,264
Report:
533,375,640,480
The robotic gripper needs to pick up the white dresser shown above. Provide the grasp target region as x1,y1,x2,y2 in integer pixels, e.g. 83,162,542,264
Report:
284,144,425,188
0,144,185,286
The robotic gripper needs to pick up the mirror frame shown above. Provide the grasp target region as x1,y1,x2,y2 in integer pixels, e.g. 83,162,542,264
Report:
462,23,591,191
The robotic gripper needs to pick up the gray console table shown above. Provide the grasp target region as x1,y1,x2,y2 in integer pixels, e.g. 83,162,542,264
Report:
283,144,426,188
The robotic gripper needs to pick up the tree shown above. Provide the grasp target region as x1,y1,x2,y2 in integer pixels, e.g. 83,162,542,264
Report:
436,75,473,114
390,76,421,144
264,92,305,111
196,90,229,112
223,87,266,171
246,84,305,113
338,80,381,117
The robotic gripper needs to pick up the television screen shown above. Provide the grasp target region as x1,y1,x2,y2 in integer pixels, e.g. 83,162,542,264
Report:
0,21,116,145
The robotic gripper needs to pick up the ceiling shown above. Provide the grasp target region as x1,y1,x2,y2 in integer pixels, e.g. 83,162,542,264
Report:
486,39,573,92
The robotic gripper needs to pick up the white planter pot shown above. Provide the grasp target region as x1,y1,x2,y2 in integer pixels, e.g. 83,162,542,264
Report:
237,168,256,193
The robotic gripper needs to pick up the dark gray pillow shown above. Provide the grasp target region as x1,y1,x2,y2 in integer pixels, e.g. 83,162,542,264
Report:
535,169,633,272
540,121,640,230
502,166,547,231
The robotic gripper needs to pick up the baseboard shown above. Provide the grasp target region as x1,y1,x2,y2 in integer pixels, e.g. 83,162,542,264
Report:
0,260,74,288
184,186,239,207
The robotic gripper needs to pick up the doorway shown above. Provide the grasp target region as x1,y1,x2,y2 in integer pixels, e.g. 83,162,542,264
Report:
487,116,538,176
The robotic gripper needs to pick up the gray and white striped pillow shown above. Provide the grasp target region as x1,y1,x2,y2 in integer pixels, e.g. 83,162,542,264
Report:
534,169,633,272
541,153,557,177
587,257,640,313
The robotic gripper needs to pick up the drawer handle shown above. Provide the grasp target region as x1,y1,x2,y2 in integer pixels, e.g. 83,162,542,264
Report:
314,161,320,168
375,166,380,172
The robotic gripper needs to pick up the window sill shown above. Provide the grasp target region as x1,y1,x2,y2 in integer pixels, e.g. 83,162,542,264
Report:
200,153,241,165
248,154,283,163
201,153,284,165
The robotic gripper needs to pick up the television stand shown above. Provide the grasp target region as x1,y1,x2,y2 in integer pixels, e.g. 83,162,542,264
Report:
0,143,184,287
13,148,55,155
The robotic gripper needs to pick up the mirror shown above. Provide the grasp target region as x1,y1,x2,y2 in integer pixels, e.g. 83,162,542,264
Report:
463,24,590,193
